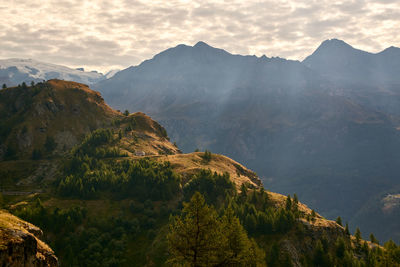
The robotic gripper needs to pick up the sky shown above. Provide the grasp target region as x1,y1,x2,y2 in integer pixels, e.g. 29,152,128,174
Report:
1,0,399,73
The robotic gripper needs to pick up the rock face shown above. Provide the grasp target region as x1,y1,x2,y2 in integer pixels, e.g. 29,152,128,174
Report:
0,210,58,267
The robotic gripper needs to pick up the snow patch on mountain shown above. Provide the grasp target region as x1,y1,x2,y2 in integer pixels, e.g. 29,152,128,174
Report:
0,58,105,86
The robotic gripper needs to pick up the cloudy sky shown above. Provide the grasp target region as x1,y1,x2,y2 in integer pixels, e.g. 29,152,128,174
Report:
1,0,399,73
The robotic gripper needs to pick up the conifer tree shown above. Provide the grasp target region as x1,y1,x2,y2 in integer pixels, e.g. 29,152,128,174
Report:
167,192,265,266
167,192,223,266
370,233,379,245
218,207,265,266
293,193,298,205
285,195,292,211
336,216,343,226
345,223,350,235
355,227,362,244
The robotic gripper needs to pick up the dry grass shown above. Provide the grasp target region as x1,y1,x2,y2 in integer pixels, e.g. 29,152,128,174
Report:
0,210,54,254
156,152,262,188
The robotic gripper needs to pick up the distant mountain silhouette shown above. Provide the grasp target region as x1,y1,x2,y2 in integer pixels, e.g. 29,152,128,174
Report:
304,39,400,115
0,58,117,87
94,40,400,242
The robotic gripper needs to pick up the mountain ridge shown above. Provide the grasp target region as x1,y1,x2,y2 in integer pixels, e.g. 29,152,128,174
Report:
0,58,119,87
93,39,400,244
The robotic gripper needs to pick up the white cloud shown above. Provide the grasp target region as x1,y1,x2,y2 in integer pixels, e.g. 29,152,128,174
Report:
0,0,399,73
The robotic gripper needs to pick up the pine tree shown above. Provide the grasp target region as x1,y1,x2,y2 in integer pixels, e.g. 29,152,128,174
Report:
336,216,343,226
345,223,350,235
335,237,346,258
167,192,223,266
293,193,298,205
167,192,265,266
239,183,248,200
218,207,265,266
202,150,212,163
311,209,316,222
285,195,292,211
355,227,362,244
2,84,6,89
370,233,379,245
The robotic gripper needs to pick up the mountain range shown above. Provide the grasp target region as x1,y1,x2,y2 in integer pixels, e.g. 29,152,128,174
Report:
93,39,400,243
0,58,118,87
2,39,400,244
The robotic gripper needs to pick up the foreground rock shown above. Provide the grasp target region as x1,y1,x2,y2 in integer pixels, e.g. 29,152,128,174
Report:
0,210,57,266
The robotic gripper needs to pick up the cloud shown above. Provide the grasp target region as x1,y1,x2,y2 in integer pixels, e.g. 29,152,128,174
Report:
0,0,399,72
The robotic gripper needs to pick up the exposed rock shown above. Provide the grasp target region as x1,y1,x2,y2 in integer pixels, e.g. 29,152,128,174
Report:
0,210,58,266
17,131,33,150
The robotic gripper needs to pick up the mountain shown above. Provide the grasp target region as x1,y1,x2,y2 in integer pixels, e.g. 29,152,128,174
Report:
0,79,119,161
2,80,396,266
303,38,400,86
303,39,400,115
105,69,120,79
0,58,107,87
94,41,400,243
0,210,58,266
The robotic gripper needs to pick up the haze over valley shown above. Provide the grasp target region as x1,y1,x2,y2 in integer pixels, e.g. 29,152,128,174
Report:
2,0,400,266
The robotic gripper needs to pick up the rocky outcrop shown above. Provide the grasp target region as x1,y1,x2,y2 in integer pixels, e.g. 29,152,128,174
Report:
0,210,58,266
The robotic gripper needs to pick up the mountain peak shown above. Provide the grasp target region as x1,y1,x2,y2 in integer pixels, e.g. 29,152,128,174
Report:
193,41,212,48
318,38,354,50
379,45,400,56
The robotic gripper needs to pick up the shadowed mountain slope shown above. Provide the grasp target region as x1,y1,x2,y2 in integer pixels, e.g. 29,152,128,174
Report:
94,41,400,243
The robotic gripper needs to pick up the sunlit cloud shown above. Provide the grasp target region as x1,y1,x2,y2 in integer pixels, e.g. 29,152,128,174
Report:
0,0,399,73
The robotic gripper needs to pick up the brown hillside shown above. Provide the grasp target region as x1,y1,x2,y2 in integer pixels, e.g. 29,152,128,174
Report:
156,152,262,188
0,79,120,159
116,112,180,156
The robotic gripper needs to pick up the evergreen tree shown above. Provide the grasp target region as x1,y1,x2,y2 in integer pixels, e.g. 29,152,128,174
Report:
2,84,6,89
167,192,265,266
124,110,130,116
336,216,343,226
370,233,379,245
202,150,212,163
218,207,265,266
239,183,248,200
355,227,362,244
313,240,327,266
311,209,316,222
345,223,350,236
285,195,292,211
293,193,298,205
335,237,346,258
167,192,223,266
